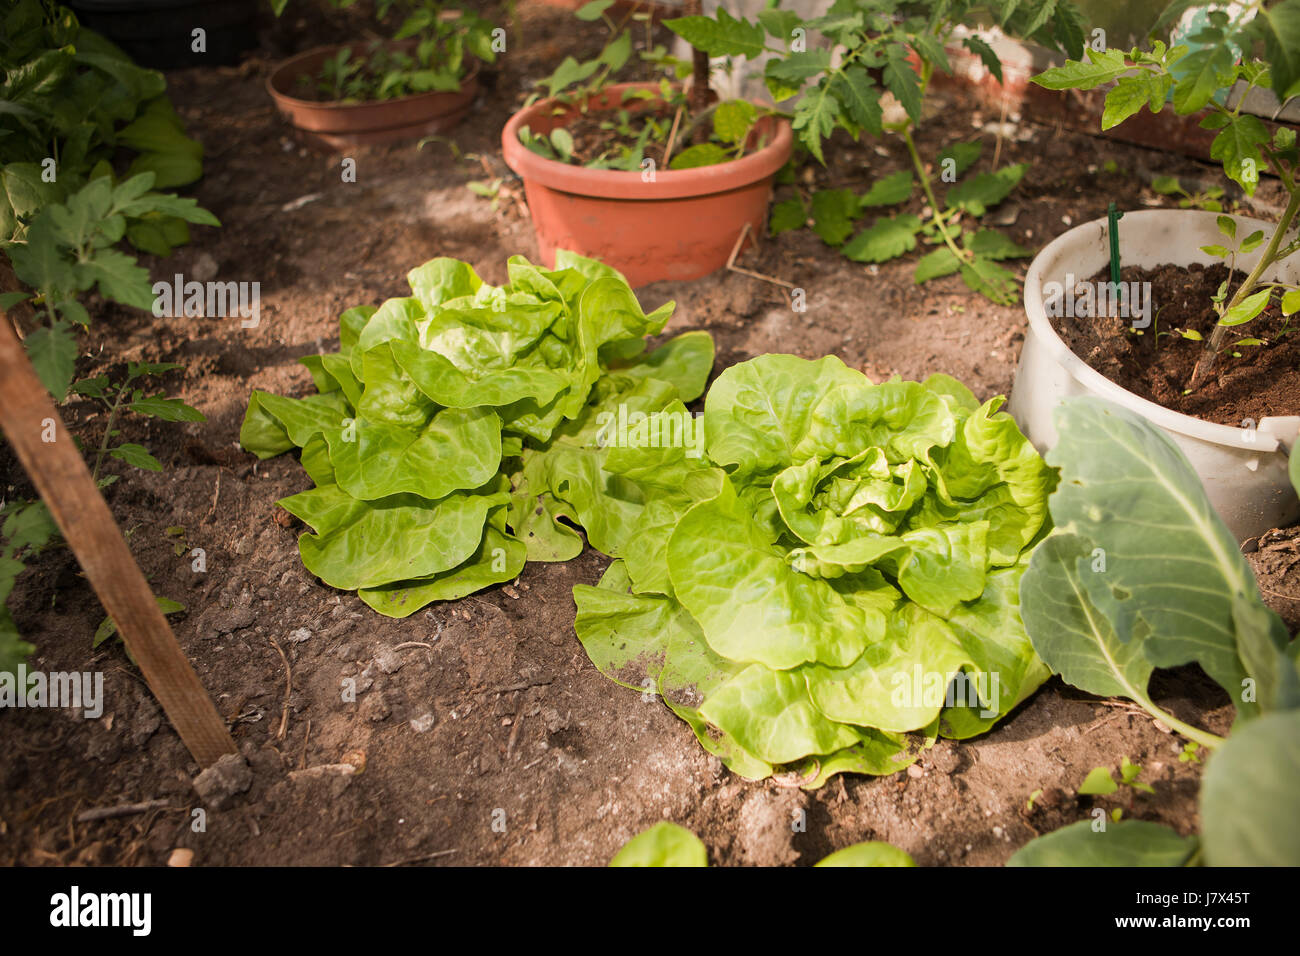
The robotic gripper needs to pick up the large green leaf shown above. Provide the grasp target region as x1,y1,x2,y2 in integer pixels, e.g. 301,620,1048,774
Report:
1200,710,1300,865
358,511,525,618
323,407,502,501
1020,399,1286,722
23,322,77,399
1008,820,1198,866
668,482,877,670
703,354,868,481
699,663,862,764
842,214,923,263
279,484,506,591
664,9,766,58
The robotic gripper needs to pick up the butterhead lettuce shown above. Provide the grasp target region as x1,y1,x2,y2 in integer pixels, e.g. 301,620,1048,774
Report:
574,354,1055,786
240,251,713,617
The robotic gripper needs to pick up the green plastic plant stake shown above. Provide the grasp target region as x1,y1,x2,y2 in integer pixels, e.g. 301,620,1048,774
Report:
1107,201,1124,287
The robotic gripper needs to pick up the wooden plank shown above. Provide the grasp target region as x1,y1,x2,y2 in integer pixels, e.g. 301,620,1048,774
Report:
0,311,236,767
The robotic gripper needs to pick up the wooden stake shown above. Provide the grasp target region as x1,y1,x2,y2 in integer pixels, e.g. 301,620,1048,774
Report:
0,310,236,768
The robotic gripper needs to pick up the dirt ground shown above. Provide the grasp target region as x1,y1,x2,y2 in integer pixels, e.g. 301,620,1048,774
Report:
2,3,1297,867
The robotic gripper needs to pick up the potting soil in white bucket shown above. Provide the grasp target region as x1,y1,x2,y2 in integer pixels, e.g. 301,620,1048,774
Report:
1009,208,1300,541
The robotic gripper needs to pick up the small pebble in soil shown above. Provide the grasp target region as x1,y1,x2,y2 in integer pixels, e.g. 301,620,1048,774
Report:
288,628,311,643
374,647,404,674
906,763,924,779
410,713,435,733
192,753,252,811
168,848,194,867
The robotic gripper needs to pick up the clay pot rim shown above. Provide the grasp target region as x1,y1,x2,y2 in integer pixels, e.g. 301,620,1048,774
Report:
266,40,481,115
501,82,793,201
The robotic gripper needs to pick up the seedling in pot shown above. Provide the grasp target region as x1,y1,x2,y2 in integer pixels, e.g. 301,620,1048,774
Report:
1033,3,1300,389
272,0,497,102
519,0,770,171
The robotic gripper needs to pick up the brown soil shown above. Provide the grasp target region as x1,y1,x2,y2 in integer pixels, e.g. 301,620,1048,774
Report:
1049,262,1300,425
563,106,678,168
0,2,1295,867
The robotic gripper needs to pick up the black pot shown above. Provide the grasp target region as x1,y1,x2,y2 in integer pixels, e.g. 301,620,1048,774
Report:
68,0,259,69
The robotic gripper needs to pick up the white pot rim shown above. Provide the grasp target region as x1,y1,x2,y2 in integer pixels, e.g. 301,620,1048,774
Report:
1024,209,1282,453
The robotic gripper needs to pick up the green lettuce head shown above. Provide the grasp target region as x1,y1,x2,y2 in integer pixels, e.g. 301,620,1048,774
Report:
240,251,714,618
575,354,1056,786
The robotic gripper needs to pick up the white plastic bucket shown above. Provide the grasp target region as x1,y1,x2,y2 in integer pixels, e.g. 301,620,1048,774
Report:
1008,209,1300,541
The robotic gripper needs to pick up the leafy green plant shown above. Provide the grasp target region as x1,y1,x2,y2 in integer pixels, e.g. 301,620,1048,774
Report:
0,500,57,675
517,1,767,171
240,250,714,616
1016,397,1300,865
0,172,212,674
0,356,200,667
574,354,1055,787
1033,5,1300,387
1150,174,1226,212
1078,757,1154,796
1,0,207,254
771,142,1031,303
2,172,219,401
532,1,635,105
669,0,1084,303
73,361,206,483
275,0,496,102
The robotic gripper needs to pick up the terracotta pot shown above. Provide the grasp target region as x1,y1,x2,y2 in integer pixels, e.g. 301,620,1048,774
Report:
501,83,793,287
267,42,479,150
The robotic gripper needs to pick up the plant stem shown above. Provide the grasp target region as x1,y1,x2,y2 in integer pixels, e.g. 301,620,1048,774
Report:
1136,697,1225,751
902,125,967,264
1189,182,1300,388
92,387,128,483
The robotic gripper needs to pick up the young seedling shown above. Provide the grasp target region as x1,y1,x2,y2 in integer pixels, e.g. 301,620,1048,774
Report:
1151,174,1226,212
274,0,497,103
519,1,768,171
